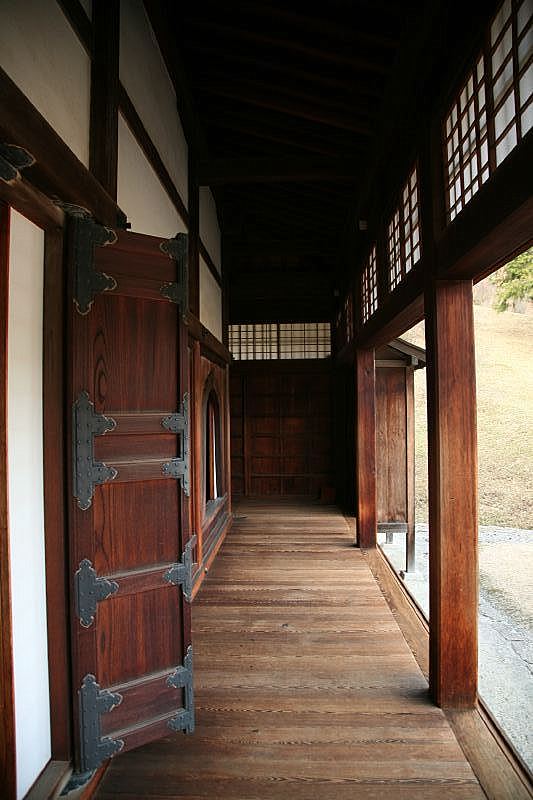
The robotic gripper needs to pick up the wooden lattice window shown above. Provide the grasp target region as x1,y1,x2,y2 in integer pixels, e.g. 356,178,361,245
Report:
490,0,532,167
387,166,421,290
229,323,331,360
361,245,378,324
444,57,490,221
344,293,353,343
228,323,278,360
443,0,532,223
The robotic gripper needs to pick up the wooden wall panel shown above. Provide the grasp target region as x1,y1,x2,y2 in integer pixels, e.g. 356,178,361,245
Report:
375,367,408,522
230,361,333,497
190,330,232,593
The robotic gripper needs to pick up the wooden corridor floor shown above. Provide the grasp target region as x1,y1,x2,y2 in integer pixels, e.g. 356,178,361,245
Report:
95,499,485,799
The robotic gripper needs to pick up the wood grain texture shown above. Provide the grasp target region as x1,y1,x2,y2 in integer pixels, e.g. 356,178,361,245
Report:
231,362,334,497
0,66,125,228
90,0,119,198
356,348,377,548
425,279,478,708
95,498,485,800
68,228,192,767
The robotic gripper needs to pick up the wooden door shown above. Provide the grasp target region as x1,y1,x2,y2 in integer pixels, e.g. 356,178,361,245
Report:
67,217,194,776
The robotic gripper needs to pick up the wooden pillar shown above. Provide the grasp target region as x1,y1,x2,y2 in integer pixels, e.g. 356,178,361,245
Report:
405,367,416,572
188,156,200,318
425,278,478,708
355,347,376,549
89,0,120,199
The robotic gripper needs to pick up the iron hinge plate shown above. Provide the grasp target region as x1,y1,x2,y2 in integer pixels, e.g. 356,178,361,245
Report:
159,233,188,315
75,559,119,627
164,535,197,602
0,142,35,183
162,393,190,496
79,675,123,773
167,645,194,734
70,214,117,315
73,391,117,510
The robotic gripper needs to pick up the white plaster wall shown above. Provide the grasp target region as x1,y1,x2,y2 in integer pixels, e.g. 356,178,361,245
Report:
8,211,51,799
200,257,223,341
117,115,186,238
0,0,91,165
120,0,188,208
199,187,222,273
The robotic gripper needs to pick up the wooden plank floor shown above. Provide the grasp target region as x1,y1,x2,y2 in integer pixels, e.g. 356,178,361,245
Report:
96,498,486,799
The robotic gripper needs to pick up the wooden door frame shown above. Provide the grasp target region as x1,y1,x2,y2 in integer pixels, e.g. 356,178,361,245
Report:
0,186,72,798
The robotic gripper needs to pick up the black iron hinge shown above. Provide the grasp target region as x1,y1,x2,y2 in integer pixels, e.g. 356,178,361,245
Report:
167,645,194,734
159,233,188,316
69,213,117,314
79,675,123,773
75,559,119,627
164,535,197,602
73,391,117,510
0,143,34,183
162,393,190,496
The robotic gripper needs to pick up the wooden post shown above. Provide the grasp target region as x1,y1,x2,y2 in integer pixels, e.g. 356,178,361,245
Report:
425,278,478,708
355,347,376,549
89,0,120,199
405,367,416,572
188,155,200,318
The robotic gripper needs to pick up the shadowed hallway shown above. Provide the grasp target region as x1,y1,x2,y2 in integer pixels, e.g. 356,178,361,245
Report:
95,499,484,799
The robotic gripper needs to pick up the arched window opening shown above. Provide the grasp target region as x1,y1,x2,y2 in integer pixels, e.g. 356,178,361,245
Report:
205,388,222,506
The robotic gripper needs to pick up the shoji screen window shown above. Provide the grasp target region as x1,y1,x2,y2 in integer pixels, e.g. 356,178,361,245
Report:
490,0,532,167
361,246,378,324
444,58,489,221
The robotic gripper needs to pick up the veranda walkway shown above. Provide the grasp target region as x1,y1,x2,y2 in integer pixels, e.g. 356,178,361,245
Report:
95,498,484,799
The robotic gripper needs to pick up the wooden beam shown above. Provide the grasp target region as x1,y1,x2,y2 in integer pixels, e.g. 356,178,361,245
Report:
198,157,361,185
244,3,399,50
437,131,533,279
199,241,222,288
0,202,16,800
195,81,372,135
195,74,375,120
56,0,92,54
187,44,384,98
0,66,125,228
405,368,416,573
0,175,64,231
187,156,200,317
185,18,392,75
89,0,119,198
355,347,377,549
425,279,478,708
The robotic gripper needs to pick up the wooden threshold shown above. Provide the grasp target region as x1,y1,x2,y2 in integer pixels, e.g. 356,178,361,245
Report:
95,498,488,799
367,544,533,800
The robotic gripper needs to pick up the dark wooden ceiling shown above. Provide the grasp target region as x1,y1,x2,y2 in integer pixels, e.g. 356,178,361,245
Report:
150,0,496,322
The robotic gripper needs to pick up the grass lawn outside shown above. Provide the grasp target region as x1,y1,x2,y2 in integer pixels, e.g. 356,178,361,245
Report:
402,304,533,530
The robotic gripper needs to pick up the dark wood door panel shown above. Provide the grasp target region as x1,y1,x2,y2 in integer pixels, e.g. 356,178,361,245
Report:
231,362,334,496
93,481,180,572
90,296,179,412
68,221,193,776
97,589,183,686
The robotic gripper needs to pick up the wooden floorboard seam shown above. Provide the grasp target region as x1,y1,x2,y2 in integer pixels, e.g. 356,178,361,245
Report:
95,499,487,799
